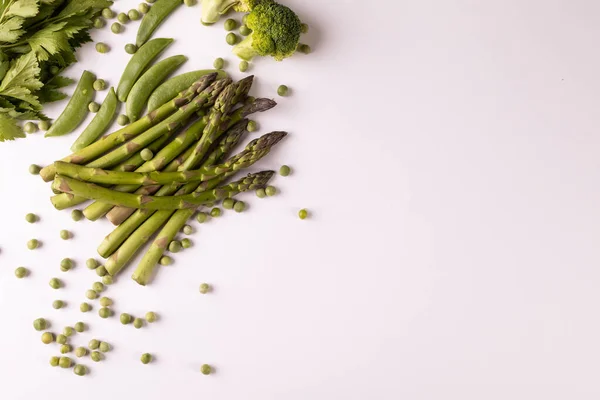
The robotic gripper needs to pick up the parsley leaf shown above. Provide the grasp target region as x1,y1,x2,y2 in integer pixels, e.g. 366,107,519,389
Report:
0,111,25,141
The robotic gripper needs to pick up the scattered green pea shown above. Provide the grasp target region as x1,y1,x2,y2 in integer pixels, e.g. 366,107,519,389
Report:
141,353,153,364
41,332,54,344
118,12,130,23
88,339,100,350
63,326,75,337
181,238,192,248
60,344,72,354
75,347,87,357
265,186,277,196
74,364,87,376
239,24,251,36
28,164,40,175
210,207,222,217
95,43,110,54
169,240,182,253
196,212,208,223
234,201,246,213
128,9,141,20
99,307,112,319
88,101,101,113
96,266,108,277
226,32,238,45
80,303,91,312
71,209,84,221
182,225,193,235
184,0,197,5
93,17,106,28
133,318,144,329
117,114,130,126
279,165,291,176
145,312,157,323
140,148,154,161
213,57,224,69
56,334,67,345
85,290,97,300
85,258,98,270
120,313,132,324
15,267,28,279
49,278,61,289
199,283,211,294
255,188,266,198
239,60,249,72
93,79,106,91
24,121,37,134
52,300,64,309
138,2,150,13
200,364,212,375
91,351,102,362
301,23,309,33
60,258,74,272
50,356,60,367
277,85,289,96
27,239,39,250
91,282,104,293
298,209,309,220
99,296,112,307
223,198,235,210
159,256,173,266
224,18,237,31
102,275,114,285
111,22,123,33
125,43,137,54
99,342,111,353
38,120,51,131
298,44,311,54
246,120,257,132
102,8,114,18
59,357,72,368
74,322,85,333
60,230,71,240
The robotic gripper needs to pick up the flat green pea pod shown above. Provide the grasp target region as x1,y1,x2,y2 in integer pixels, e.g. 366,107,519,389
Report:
137,0,183,47
147,69,227,112
71,88,118,152
126,55,188,122
117,38,174,102
46,71,96,137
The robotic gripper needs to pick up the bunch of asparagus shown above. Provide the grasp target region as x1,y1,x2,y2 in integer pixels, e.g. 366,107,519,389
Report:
41,73,285,285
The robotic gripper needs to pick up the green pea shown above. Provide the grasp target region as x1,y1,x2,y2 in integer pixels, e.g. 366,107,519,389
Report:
242,14,248,24
234,201,246,213
196,212,208,223
56,334,67,345
93,79,106,91
75,347,87,357
213,57,224,69
99,342,111,353
181,238,192,248
102,275,114,285
99,307,112,319
298,209,309,220
239,25,251,36
182,225,193,235
279,165,291,176
41,332,54,344
27,239,39,250
265,186,277,196
59,357,72,368
168,240,182,253
74,365,87,376
301,23,309,33
184,0,196,5
117,114,130,126
93,17,106,29
24,121,37,134
277,85,289,96
298,44,311,54
102,8,114,18
133,318,144,329
95,43,110,54
128,9,141,20
60,258,73,272
74,322,85,333
28,164,40,175
80,302,91,312
88,101,101,112
224,18,237,31
199,283,211,294
226,32,238,45
140,148,154,161
88,339,100,350
200,364,212,375
63,326,75,337
118,12,130,23
125,43,138,54
138,2,150,13
141,353,153,364
99,296,112,307
120,313,132,324
71,209,84,221
159,256,173,266
52,300,64,309
91,351,102,362
85,290,97,300
145,312,157,323
49,278,61,289
60,230,71,240
84,259,98,270
222,198,235,210
96,266,108,277
50,356,60,367
60,344,72,354
15,267,28,279
91,282,104,293
210,207,221,217
111,22,123,33
246,120,257,132
239,60,249,72
255,188,267,198
38,120,51,131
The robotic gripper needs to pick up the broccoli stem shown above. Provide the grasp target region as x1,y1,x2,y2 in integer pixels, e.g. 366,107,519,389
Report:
232,35,259,61
201,0,239,24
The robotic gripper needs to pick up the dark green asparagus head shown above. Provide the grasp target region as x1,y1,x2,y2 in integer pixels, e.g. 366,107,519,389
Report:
245,131,287,152
239,98,277,118
231,75,255,104
237,170,276,191
202,78,233,108
192,73,218,94
218,119,250,154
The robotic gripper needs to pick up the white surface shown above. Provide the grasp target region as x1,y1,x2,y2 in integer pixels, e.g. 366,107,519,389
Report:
1,0,600,398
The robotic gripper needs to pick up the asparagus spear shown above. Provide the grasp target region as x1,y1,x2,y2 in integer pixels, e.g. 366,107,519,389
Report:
39,74,218,182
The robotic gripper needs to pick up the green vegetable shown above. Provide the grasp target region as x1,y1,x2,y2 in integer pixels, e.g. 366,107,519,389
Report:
75,347,88,357
99,307,112,318
41,332,54,344
24,122,38,134
182,225,193,235
91,351,102,362
102,275,114,285
226,32,238,45
118,12,130,23
93,79,107,91
71,209,84,221
239,24,251,36
213,58,224,69
96,266,108,277
99,342,111,353
246,120,257,131
233,201,245,212
139,3,151,13
80,303,92,312
181,238,192,248
223,198,235,209
38,121,51,131
74,322,86,333
196,212,209,223
74,365,87,376
52,300,64,309
279,165,290,176
265,185,276,196
99,296,112,306
139,149,154,161
63,326,75,337
85,290,97,300
199,283,211,294
27,239,39,249
145,312,157,323
56,334,67,345
298,209,308,219
29,164,41,175
50,357,60,367
133,318,144,329
111,22,123,33
210,207,222,217
200,364,212,375
301,22,309,33
117,114,130,126
126,55,188,121
71,88,119,151
255,188,266,198
60,230,71,240
94,17,106,29
88,339,100,350
95,43,110,54
93,282,105,292
239,60,249,72
128,9,141,20
168,240,182,253
49,278,61,289
46,71,97,137
160,256,173,265
125,43,138,54
120,313,132,324
298,43,311,54
15,267,28,279
59,357,72,369
102,8,115,18
60,344,72,354
277,85,288,96
141,353,153,364
137,0,183,47
225,18,237,31
201,0,263,24
60,258,74,272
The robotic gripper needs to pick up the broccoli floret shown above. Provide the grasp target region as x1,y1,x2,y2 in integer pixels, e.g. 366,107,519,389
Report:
232,1,301,62
201,0,265,24
233,0,265,12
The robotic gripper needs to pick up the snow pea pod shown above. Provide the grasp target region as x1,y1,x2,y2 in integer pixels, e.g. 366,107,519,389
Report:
71,87,118,152
117,38,174,102
45,70,96,137
136,0,183,47
126,55,188,122
147,69,227,112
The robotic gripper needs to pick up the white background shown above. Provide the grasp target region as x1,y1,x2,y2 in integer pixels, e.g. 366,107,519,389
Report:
1,0,600,398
